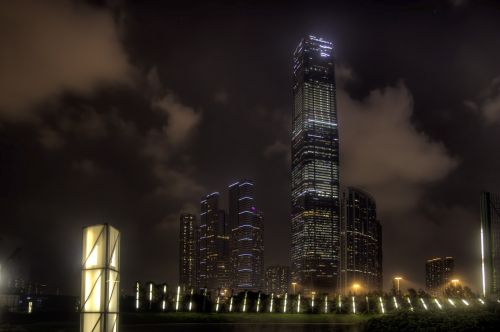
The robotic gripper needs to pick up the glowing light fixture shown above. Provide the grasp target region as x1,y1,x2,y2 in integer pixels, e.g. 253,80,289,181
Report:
28,301,33,314
379,297,385,314
229,297,233,312
481,226,486,297
242,292,247,312
297,294,301,313
269,293,274,312
434,299,442,310
352,296,356,314
461,299,469,306
338,295,342,309
135,282,140,310
215,296,220,312
256,293,261,312
283,293,288,313
162,284,167,311
406,297,414,311
81,224,120,332
175,286,180,311
324,295,328,313
188,289,194,311
393,296,398,309
478,298,485,305
420,298,428,310
448,298,456,307
311,292,315,309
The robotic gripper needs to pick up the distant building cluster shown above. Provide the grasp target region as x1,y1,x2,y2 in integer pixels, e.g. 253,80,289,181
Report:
179,180,264,294
178,36,384,296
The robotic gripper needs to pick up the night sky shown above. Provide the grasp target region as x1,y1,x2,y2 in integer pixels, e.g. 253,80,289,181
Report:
1,0,500,296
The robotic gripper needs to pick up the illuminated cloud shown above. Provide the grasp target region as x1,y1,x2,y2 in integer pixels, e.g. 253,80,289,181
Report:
338,78,459,213
0,0,131,121
465,76,500,125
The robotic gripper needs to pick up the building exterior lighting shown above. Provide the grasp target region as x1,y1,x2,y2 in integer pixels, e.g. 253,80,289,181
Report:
296,294,301,313
291,35,340,294
256,293,261,312
81,224,120,332
478,298,485,305
229,297,233,312
311,292,315,308
283,293,288,313
269,293,274,313
352,296,356,314
28,301,32,314
338,294,342,309
434,298,443,310
215,296,220,312
461,299,469,306
324,295,328,313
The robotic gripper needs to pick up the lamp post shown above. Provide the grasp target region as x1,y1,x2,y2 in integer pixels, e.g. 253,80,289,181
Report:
394,277,403,295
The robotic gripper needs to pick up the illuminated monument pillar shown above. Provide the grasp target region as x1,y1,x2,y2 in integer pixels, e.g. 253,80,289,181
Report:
81,224,120,332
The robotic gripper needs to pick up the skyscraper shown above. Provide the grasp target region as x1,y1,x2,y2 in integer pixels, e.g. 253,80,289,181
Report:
480,191,500,298
179,213,197,289
198,192,230,292
340,187,382,294
265,265,290,295
291,35,340,293
229,180,264,292
425,257,454,295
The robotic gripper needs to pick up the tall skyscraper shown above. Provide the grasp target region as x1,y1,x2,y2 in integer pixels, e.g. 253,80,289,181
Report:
198,192,230,292
480,191,500,298
265,265,290,295
229,180,264,292
179,213,197,289
340,187,382,293
291,35,340,293
425,257,454,295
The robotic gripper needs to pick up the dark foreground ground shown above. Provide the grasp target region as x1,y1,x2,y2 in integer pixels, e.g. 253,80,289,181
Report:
1,311,500,332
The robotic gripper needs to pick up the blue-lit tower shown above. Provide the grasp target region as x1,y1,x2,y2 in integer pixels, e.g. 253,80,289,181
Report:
229,180,264,293
291,35,340,294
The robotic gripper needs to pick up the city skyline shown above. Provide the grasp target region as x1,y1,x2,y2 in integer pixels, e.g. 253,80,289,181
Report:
2,0,500,296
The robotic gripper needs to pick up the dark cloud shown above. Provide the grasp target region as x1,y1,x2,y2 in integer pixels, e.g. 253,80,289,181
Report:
465,76,500,125
0,0,131,121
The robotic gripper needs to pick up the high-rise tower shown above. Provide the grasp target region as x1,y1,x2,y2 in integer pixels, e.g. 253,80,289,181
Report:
340,187,382,294
229,180,264,292
179,213,197,289
480,191,500,298
198,192,230,292
291,35,340,293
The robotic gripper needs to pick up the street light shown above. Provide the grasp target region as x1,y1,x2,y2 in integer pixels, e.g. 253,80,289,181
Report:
394,277,403,295
292,282,297,295
352,283,360,295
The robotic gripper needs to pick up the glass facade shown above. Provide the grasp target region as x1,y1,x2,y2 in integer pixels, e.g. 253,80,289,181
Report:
265,265,290,295
340,188,382,294
291,35,340,294
425,257,454,296
198,192,230,292
480,191,500,297
179,213,197,289
229,180,264,292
